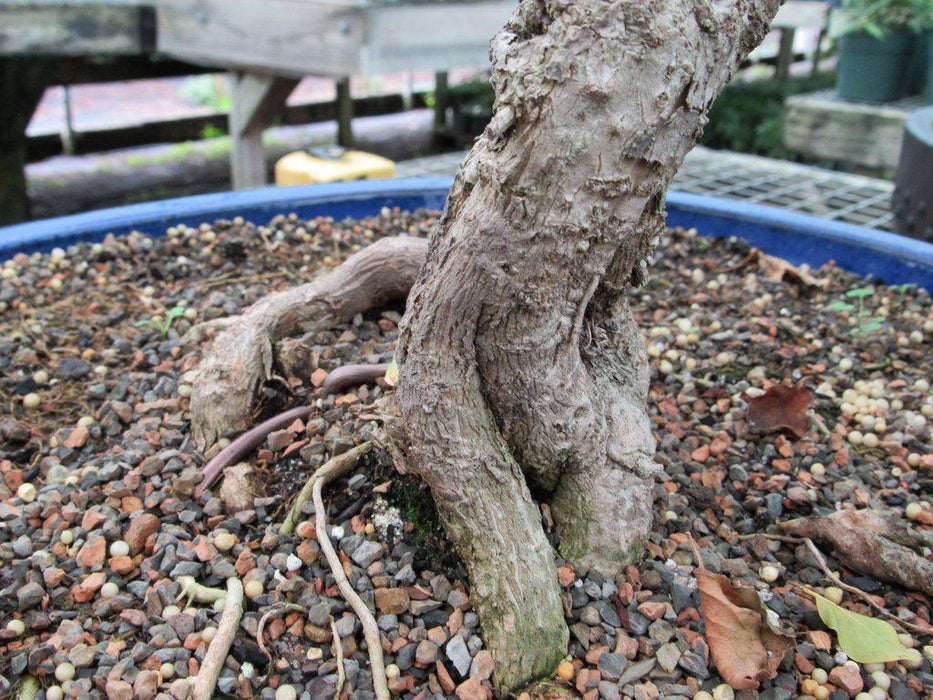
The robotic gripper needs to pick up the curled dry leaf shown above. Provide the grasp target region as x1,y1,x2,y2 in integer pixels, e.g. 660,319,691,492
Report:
697,570,794,689
744,385,813,438
756,250,828,288
780,510,933,597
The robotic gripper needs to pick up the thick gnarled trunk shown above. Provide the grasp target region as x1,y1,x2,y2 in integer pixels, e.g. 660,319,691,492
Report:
391,0,781,691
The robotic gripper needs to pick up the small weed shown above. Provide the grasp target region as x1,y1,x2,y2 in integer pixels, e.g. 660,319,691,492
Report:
135,305,186,337
827,286,885,336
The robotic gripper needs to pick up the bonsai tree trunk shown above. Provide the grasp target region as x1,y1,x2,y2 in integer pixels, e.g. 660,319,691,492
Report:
389,0,781,691
190,0,781,693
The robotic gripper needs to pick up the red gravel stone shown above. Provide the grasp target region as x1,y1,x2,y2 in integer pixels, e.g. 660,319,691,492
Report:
124,512,160,554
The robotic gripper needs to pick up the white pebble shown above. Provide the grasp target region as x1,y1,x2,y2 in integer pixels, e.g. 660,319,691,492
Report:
868,688,886,700
202,626,217,643
823,586,844,604
55,662,75,682
275,685,298,700
244,580,264,599
60,530,74,545
905,502,923,520
811,668,828,684
161,605,181,618
17,483,37,503
22,393,40,410
901,648,922,669
285,553,303,572
109,540,130,557
855,694,873,700
712,684,734,700
213,532,236,552
839,358,854,371
100,582,119,599
870,671,890,691
834,651,849,665
331,525,345,540
160,662,175,680
32,370,50,385
758,565,779,583
6,619,26,635
46,687,64,700
693,693,713,700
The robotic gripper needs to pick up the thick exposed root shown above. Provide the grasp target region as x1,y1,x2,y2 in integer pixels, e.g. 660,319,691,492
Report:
190,236,427,449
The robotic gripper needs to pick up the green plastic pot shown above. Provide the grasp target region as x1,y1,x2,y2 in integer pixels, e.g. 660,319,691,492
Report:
837,29,914,102
927,33,933,103
905,31,929,96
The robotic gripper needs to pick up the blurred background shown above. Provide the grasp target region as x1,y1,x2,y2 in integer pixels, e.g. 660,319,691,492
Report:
1,0,931,237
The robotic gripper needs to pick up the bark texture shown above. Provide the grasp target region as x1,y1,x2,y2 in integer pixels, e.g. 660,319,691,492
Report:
390,0,781,691
191,235,427,448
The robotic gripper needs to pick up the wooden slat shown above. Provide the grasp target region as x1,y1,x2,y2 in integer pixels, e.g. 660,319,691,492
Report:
363,1,511,73
155,0,366,77
783,91,910,171
0,3,150,55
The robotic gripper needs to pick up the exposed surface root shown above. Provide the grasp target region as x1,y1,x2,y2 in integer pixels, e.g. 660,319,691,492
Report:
322,363,391,394
312,447,389,700
280,442,373,535
191,577,245,700
191,235,427,449
781,510,933,597
196,405,313,498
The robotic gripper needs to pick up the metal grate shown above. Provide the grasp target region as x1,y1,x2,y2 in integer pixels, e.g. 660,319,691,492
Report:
396,146,896,231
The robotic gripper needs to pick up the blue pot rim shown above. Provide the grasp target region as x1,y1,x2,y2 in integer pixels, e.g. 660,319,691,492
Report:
1,177,932,290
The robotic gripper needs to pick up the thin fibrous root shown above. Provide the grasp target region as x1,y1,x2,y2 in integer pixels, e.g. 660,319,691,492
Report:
256,603,309,669
280,441,373,535
329,616,347,700
191,577,245,700
312,446,389,700
746,533,933,636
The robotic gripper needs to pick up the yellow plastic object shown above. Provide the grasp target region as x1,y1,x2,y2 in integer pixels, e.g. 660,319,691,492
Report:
275,146,396,186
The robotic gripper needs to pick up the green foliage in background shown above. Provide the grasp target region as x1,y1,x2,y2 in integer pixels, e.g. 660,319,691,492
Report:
834,0,933,37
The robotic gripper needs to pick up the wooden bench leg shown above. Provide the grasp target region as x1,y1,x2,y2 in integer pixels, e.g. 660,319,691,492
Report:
336,77,354,148
0,58,48,225
229,72,298,190
775,27,796,82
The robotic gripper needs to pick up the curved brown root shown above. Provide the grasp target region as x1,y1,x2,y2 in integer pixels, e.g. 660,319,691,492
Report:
190,236,428,450
322,362,391,394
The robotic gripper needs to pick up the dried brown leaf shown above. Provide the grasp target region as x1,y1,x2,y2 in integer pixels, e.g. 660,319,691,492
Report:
745,385,813,438
697,570,794,690
780,511,933,597
757,251,827,288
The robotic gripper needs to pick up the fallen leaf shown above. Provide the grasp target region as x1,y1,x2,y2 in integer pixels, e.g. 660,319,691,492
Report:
813,593,913,663
745,385,813,438
697,570,793,689
780,511,933,597
384,357,399,387
756,250,827,288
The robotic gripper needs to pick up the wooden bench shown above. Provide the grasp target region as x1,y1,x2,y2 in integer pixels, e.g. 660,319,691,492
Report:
765,1,831,81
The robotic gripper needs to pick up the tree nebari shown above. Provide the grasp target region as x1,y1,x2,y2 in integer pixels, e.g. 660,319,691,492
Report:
191,0,782,692
389,0,781,691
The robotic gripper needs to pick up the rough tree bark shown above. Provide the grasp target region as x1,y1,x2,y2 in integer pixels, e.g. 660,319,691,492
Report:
388,0,781,690
191,0,781,692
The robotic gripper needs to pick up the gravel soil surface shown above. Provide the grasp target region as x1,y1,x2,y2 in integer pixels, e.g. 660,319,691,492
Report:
0,209,931,700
